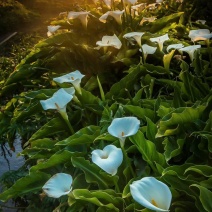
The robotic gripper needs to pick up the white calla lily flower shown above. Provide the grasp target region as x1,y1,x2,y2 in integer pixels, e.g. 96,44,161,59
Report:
139,44,157,61
108,117,140,147
92,145,123,176
47,25,61,37
42,173,73,198
130,177,172,211
140,16,157,25
150,33,169,51
53,70,85,94
96,34,122,49
123,0,137,5
131,3,146,16
40,88,73,113
166,43,184,52
189,29,212,42
99,10,124,25
195,20,206,25
123,32,145,47
68,11,91,28
179,45,201,61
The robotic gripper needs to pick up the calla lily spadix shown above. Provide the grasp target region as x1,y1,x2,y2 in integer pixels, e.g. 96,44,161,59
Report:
42,173,73,198
123,32,145,47
99,10,124,25
150,33,169,52
96,34,122,50
68,11,91,28
130,177,172,211
40,88,73,114
166,43,184,52
91,145,123,176
139,44,157,61
188,29,212,42
53,70,85,94
179,45,201,61
108,117,140,147
47,25,61,37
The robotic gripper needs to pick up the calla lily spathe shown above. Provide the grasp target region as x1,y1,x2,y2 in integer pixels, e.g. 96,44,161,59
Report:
166,43,184,52
96,34,122,49
123,32,145,47
108,117,140,147
188,29,212,42
91,145,123,176
47,25,61,37
99,10,124,25
130,177,172,211
150,33,169,51
40,88,73,113
196,20,206,25
68,11,91,28
131,3,146,16
179,45,201,61
139,44,157,61
140,16,157,25
53,70,85,94
42,173,73,198
123,0,137,5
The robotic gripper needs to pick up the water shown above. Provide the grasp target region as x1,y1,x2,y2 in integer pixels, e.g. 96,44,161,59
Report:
0,135,25,212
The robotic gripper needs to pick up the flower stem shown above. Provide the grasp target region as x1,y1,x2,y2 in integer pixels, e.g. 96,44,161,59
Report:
113,177,120,193
60,112,75,134
121,146,136,178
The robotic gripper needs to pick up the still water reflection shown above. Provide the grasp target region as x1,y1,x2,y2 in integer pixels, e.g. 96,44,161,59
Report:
0,135,25,212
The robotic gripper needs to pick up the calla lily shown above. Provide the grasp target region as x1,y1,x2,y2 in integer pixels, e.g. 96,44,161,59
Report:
99,10,124,25
166,43,184,52
147,3,161,10
123,32,145,47
179,45,201,61
188,29,212,42
68,11,91,28
131,3,146,16
53,70,85,94
108,117,140,147
140,16,157,25
123,0,137,5
47,25,61,37
103,0,112,8
42,173,73,198
156,0,163,3
96,34,122,49
150,33,169,51
130,177,172,212
196,20,206,25
139,44,157,61
91,145,123,176
40,88,73,114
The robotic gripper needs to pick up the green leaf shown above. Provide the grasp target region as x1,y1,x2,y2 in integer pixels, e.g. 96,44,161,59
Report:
185,165,212,177
0,172,50,202
124,105,154,121
129,131,166,172
71,157,115,189
191,184,212,212
156,106,206,137
146,117,157,142
29,117,69,142
56,125,100,146
163,50,175,72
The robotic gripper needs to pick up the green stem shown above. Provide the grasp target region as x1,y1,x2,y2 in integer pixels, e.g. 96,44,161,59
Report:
113,177,120,193
60,112,75,134
121,146,136,178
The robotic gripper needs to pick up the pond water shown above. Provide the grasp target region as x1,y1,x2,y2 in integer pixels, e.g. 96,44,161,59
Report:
0,135,25,212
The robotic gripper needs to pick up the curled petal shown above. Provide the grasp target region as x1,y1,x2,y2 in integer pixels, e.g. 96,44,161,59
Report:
96,34,122,49
92,145,123,175
42,173,73,198
130,177,172,211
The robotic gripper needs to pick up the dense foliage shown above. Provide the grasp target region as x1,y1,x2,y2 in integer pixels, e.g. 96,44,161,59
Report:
0,0,211,211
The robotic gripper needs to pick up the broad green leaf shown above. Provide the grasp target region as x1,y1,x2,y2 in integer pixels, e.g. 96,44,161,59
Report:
185,165,212,177
124,105,154,121
146,117,157,142
29,117,69,142
71,157,115,189
0,172,50,202
156,106,206,137
129,131,166,172
191,184,212,212
30,150,75,172
56,125,100,146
